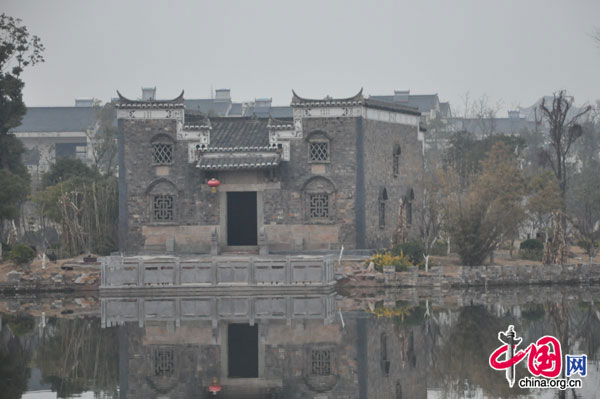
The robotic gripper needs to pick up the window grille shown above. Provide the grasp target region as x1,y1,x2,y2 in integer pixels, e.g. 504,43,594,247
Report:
153,195,174,221
393,147,401,177
379,201,386,228
153,143,173,164
396,381,403,399
309,194,329,219
311,349,331,376
154,349,174,376
381,333,390,375
309,142,329,162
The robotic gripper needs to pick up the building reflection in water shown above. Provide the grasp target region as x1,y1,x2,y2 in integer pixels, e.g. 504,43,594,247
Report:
103,294,429,398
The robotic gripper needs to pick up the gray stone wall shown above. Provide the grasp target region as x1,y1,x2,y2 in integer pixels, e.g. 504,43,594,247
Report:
120,118,218,253
363,119,424,249
264,117,360,250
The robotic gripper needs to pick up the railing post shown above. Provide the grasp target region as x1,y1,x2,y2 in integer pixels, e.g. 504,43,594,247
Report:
138,298,144,328
175,258,181,286
137,258,144,287
285,256,292,284
101,258,106,287
249,257,255,285
212,257,218,286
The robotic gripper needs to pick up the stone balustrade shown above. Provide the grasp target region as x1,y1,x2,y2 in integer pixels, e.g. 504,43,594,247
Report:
101,293,336,328
101,255,336,293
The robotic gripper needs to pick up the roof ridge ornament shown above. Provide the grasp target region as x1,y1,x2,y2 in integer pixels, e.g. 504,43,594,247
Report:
291,88,364,104
116,90,185,104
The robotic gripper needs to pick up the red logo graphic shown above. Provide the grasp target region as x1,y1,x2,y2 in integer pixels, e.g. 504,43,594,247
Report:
489,325,562,387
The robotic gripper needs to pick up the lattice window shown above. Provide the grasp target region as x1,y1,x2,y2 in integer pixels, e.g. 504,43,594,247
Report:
309,142,329,162
309,194,329,220
311,349,331,376
153,349,174,376
153,195,174,221
153,143,173,165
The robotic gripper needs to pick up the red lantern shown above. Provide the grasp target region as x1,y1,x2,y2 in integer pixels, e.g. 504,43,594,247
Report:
208,384,222,395
207,178,220,193
208,377,222,395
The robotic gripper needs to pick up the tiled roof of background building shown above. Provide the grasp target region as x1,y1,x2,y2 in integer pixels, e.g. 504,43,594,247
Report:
10,107,98,132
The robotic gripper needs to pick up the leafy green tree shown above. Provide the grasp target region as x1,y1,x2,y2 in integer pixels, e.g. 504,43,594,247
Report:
8,243,35,266
0,14,44,237
0,169,29,220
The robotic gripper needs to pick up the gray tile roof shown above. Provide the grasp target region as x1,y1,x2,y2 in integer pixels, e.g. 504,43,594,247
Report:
244,105,293,118
10,107,98,132
191,117,278,148
450,117,537,136
229,103,244,116
439,102,452,118
370,94,440,114
197,154,280,170
184,99,246,116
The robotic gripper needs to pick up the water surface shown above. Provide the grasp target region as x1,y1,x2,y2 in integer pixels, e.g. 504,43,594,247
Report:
1,286,599,399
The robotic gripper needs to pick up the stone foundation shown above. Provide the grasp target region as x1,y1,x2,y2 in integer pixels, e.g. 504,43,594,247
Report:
338,262,600,288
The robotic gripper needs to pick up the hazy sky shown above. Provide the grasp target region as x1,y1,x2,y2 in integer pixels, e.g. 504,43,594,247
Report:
5,0,600,115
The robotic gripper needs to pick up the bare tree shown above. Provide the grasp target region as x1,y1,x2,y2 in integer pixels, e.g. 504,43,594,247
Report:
539,91,591,197
420,166,443,271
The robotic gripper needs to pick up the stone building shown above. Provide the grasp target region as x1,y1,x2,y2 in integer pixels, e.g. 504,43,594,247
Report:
10,99,98,185
117,88,424,253
116,311,428,398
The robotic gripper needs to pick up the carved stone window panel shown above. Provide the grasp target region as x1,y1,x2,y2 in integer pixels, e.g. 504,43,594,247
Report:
311,349,332,376
310,194,329,220
153,194,174,222
146,179,179,224
153,348,175,377
302,176,336,224
303,345,338,392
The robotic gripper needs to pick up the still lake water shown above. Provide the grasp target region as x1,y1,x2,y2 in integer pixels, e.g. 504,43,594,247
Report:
1,286,599,399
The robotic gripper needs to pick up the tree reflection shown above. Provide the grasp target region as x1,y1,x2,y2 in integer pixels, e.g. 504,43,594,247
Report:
432,305,524,398
0,326,31,399
35,318,119,398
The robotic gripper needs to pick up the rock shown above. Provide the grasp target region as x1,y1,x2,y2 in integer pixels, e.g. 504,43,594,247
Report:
6,271,23,282
51,274,63,283
74,273,88,284
51,300,63,309
75,298,89,308
367,262,375,272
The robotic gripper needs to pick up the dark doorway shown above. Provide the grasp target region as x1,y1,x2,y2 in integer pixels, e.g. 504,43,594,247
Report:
228,323,259,378
227,192,257,246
